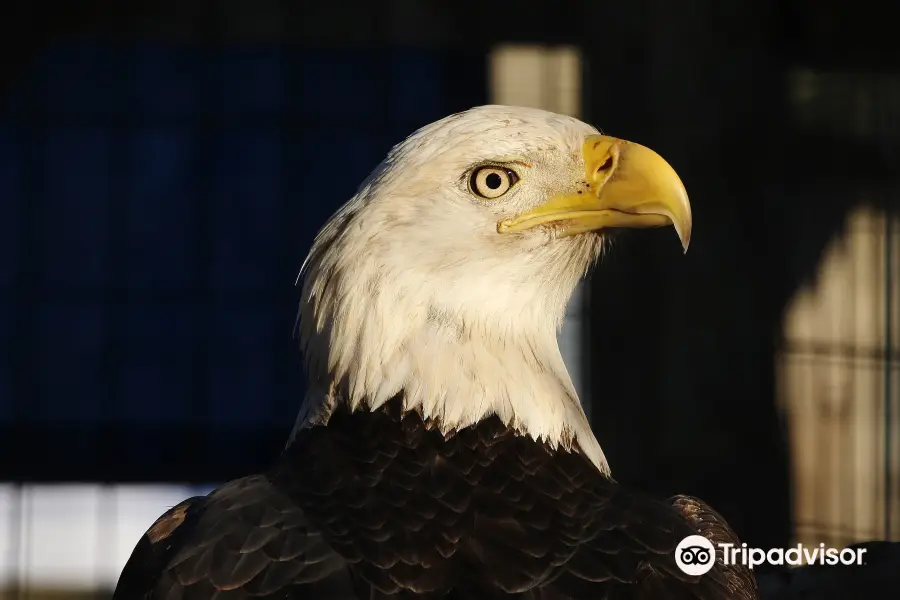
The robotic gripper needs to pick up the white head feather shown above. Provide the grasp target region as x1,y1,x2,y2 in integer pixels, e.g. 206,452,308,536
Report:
292,105,611,474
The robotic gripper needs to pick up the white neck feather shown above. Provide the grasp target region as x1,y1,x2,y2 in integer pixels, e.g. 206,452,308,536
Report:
297,309,607,475
290,230,609,475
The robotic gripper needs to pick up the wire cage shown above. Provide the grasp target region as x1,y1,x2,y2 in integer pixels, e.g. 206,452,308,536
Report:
0,1,898,598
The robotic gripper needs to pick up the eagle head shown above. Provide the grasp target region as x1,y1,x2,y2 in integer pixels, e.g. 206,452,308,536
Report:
294,105,691,473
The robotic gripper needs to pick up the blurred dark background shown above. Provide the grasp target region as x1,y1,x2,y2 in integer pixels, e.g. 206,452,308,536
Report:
0,0,898,597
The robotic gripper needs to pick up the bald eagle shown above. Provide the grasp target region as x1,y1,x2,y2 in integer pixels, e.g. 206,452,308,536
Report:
113,105,758,599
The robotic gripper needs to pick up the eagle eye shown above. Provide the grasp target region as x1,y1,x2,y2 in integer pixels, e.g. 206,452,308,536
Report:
469,166,519,200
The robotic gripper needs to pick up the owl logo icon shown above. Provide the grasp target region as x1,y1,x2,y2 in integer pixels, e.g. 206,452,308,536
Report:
675,535,716,576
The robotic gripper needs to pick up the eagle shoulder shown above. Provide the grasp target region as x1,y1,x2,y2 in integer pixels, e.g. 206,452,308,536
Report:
537,478,759,599
669,494,759,600
112,474,358,599
112,494,204,600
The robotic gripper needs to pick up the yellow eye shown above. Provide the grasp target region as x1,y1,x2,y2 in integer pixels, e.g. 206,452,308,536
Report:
469,166,519,199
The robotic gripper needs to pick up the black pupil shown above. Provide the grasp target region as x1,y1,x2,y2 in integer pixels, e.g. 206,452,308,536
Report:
485,172,502,189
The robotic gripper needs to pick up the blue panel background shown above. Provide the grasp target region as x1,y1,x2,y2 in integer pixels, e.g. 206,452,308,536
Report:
0,41,486,481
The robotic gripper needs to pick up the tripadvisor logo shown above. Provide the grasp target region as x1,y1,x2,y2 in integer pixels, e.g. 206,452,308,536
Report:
720,542,868,569
675,535,868,575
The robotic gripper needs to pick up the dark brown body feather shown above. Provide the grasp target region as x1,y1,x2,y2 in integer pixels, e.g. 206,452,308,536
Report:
111,475,358,599
113,396,758,599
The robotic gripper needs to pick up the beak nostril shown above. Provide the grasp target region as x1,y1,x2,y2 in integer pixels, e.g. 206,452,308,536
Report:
595,157,614,176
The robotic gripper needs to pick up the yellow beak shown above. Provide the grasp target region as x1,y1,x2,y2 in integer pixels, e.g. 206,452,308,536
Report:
496,135,692,252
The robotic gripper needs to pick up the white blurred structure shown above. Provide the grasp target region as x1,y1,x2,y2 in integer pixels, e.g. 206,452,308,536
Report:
778,205,900,547
0,483,213,593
